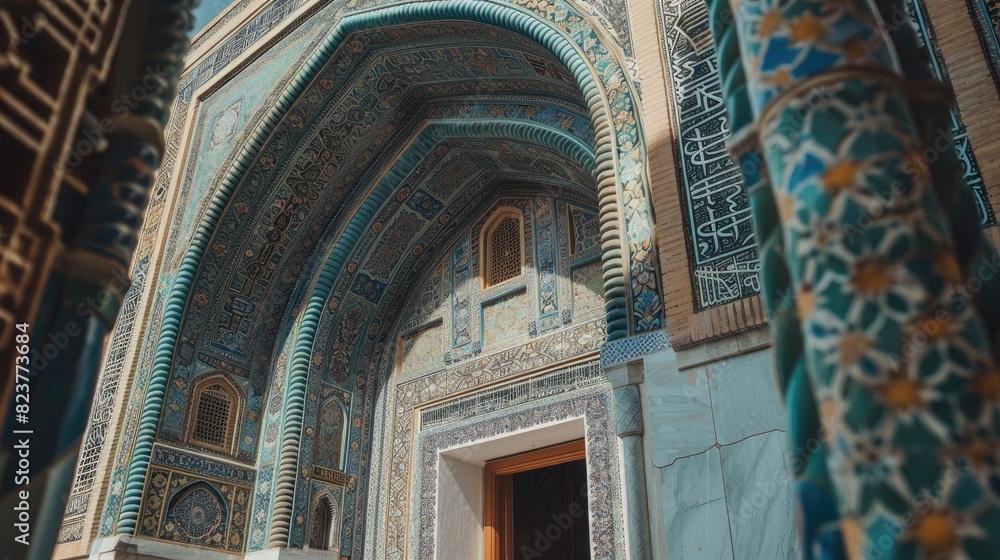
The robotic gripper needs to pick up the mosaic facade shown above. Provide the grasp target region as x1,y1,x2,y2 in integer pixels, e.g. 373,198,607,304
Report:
101,2,640,551
398,322,442,374
51,0,1000,559
74,0,672,551
134,446,254,552
90,0,345,540
413,381,624,558
309,191,606,554
57,256,149,543
418,361,605,429
371,318,607,558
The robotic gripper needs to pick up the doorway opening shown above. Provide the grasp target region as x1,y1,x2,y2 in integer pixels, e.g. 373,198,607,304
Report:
485,440,591,560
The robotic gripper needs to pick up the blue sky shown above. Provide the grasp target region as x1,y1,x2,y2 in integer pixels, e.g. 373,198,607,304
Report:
190,0,235,36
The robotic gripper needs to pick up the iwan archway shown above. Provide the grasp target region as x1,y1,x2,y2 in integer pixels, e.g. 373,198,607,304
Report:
94,2,662,559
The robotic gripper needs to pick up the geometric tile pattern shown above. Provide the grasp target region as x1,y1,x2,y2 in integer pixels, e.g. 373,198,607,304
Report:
399,323,443,374
163,29,593,471
572,260,605,317
382,193,603,382
165,6,335,279
535,197,559,316
316,184,604,546
314,397,346,470
713,0,1000,557
296,187,592,551
327,191,606,555
482,289,530,348
136,471,250,552
418,361,605,429
374,318,606,558
73,2,1000,560
60,256,151,542
134,446,253,552
600,328,670,369
568,204,600,254
210,99,242,150
181,0,315,99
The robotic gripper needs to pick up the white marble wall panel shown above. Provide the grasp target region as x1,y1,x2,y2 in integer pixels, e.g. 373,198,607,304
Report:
644,347,795,559
706,349,786,444
720,431,798,559
644,349,716,467
658,447,734,559
435,456,484,559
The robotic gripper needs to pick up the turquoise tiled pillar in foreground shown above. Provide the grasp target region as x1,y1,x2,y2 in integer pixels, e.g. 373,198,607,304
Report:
709,0,1000,557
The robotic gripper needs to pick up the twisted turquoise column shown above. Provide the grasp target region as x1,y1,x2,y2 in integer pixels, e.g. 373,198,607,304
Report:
707,2,842,556
709,0,1000,557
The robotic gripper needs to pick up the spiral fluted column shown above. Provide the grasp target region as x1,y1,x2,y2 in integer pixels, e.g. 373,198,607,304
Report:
708,0,1000,557
707,2,843,555
0,2,195,558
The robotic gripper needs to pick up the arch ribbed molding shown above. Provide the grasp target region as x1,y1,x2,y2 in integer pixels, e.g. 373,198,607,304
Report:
115,0,654,543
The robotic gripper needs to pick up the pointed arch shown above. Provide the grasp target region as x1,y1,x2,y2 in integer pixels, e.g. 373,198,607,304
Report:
308,493,340,551
166,481,229,541
314,397,347,470
116,1,659,546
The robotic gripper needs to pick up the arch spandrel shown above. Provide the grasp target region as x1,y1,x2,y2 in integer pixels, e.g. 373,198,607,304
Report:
116,5,658,558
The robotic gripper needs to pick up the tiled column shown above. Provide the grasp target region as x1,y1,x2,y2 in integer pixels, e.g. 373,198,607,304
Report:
610,368,653,560
0,3,196,559
708,0,1000,557
706,0,844,556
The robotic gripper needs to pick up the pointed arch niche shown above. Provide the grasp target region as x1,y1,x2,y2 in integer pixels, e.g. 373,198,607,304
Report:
308,493,341,553
112,2,661,555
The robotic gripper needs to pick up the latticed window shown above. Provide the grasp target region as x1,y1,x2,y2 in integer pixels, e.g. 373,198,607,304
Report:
190,381,238,452
484,210,523,287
